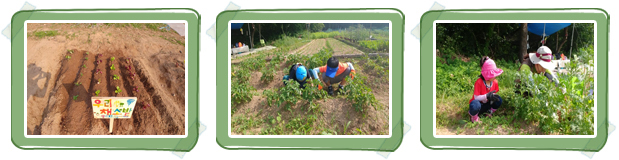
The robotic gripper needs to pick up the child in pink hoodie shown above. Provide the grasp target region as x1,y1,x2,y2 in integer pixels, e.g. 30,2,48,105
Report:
468,56,503,123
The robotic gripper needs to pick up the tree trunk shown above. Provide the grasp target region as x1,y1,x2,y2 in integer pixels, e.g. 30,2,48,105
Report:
519,23,528,63
250,23,255,49
557,28,569,57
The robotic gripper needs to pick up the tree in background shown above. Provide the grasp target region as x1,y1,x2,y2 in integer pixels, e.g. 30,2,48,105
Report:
310,23,325,32
436,23,594,63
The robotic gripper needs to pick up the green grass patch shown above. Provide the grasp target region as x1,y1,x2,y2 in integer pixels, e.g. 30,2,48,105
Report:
158,35,185,46
33,30,59,38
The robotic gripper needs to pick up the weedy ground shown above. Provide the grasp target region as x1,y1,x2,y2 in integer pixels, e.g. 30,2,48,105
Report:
436,45,595,135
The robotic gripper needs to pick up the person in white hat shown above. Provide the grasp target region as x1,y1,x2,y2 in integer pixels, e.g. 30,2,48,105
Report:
519,46,559,85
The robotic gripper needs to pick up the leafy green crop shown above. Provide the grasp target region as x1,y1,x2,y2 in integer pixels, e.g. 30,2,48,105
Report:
260,63,276,84
341,75,379,112
241,56,266,71
231,81,255,105
286,53,307,66
270,52,285,65
72,95,78,100
360,40,389,52
111,57,115,61
362,54,389,82
232,67,251,82
263,79,302,111
110,64,115,70
95,90,100,96
301,79,329,112
263,89,279,107
304,48,333,69
66,55,71,59
115,86,122,94
285,115,317,135
113,74,119,80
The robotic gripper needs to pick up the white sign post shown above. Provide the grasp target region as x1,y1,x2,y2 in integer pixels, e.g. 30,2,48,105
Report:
91,97,137,133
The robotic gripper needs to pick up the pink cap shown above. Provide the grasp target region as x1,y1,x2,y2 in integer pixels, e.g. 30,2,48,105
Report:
481,59,503,80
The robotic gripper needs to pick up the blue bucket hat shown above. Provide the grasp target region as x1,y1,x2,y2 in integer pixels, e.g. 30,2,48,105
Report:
325,57,339,78
296,66,307,81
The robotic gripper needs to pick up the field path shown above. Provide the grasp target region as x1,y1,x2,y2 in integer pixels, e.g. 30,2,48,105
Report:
292,38,365,55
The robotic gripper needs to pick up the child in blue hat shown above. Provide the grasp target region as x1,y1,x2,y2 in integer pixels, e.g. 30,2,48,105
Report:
311,57,356,95
283,63,313,88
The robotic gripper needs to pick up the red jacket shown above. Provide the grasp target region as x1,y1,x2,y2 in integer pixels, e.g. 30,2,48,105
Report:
469,78,500,104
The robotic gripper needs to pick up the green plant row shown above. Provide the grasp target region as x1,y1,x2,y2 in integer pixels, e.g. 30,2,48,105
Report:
359,40,389,52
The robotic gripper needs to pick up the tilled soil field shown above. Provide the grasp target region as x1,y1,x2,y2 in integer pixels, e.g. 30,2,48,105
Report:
27,23,186,135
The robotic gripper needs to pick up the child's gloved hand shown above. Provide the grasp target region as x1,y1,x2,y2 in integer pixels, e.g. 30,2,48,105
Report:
486,91,497,101
490,93,500,102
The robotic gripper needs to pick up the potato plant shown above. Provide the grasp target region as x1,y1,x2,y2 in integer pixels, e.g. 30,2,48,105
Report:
231,81,254,105
262,89,279,107
286,53,307,66
301,79,329,111
270,52,285,65
260,63,277,84
241,56,266,71
263,79,302,111
233,67,251,82
304,48,333,69
341,75,379,112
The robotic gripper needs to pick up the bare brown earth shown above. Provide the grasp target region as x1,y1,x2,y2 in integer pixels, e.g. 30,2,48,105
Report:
294,39,326,55
26,23,185,135
231,38,389,135
435,102,542,135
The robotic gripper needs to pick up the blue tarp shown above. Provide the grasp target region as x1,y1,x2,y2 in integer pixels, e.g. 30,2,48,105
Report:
231,23,244,30
527,23,571,36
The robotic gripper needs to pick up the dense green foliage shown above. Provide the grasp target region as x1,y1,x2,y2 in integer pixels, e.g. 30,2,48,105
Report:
436,23,594,62
359,40,389,52
310,23,325,32
437,23,519,61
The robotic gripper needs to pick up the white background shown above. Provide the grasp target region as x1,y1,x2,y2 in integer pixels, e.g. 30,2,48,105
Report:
0,0,616,160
